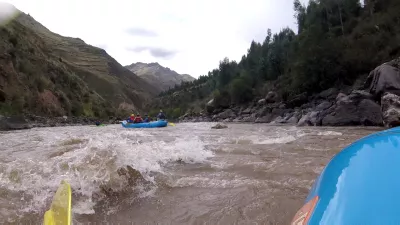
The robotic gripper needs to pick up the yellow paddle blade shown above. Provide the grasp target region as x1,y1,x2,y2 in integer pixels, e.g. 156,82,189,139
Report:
43,180,72,225
168,122,175,126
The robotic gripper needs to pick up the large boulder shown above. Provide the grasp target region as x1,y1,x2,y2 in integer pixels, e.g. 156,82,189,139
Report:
206,99,215,114
348,90,374,102
255,114,275,123
286,116,299,124
265,91,279,103
321,93,383,126
286,92,308,108
240,107,252,115
211,123,228,129
322,102,359,126
242,114,256,122
297,112,312,126
318,88,339,100
255,106,271,117
218,109,235,120
316,101,332,111
364,58,400,99
381,93,400,127
257,98,266,105
0,115,32,131
358,99,383,126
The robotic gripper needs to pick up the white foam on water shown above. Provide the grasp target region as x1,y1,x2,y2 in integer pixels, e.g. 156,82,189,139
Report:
0,125,213,218
172,172,269,189
255,135,297,144
318,131,343,136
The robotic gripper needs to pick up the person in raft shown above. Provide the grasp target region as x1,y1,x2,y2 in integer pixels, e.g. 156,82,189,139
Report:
143,114,150,123
133,114,143,123
157,110,166,120
127,114,135,123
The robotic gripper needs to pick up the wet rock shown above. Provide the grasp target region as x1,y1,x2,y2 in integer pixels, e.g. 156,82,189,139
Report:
211,123,228,129
297,112,311,126
270,116,286,124
255,114,274,123
286,116,299,124
297,109,324,126
117,165,146,186
0,115,32,131
381,93,400,127
232,117,242,122
309,111,320,125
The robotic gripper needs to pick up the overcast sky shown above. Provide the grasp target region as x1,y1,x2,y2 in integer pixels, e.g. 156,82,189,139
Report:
1,0,307,78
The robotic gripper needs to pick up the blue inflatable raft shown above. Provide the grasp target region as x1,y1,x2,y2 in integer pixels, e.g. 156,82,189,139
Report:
291,127,400,225
121,120,168,128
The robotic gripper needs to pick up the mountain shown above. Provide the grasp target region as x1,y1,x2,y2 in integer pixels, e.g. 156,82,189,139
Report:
125,62,195,93
0,3,157,118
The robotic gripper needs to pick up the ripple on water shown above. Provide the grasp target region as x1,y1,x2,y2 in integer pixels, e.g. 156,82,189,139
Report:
0,123,381,224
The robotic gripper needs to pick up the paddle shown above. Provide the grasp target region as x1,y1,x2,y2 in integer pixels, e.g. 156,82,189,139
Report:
168,122,175,126
43,180,72,225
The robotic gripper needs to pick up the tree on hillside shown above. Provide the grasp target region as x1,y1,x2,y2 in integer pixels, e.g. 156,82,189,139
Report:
150,0,400,116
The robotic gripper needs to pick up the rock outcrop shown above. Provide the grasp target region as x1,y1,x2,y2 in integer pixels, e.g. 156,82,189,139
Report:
180,56,400,127
381,93,400,127
211,123,228,129
0,115,31,130
364,58,400,99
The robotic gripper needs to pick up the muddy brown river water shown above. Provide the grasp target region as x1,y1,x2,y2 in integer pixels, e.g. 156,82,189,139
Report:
0,123,383,224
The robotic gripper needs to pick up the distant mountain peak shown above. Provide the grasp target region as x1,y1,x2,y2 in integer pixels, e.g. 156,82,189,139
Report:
125,62,195,93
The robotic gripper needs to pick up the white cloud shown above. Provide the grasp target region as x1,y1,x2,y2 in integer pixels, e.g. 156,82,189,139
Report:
1,0,304,77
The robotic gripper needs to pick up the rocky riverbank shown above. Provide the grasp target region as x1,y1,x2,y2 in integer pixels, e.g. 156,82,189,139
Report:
180,57,400,128
0,114,122,131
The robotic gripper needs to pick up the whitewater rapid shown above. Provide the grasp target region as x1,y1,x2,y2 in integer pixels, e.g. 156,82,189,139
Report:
0,123,382,224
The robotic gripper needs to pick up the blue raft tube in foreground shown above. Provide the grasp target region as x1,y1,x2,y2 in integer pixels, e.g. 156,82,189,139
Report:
291,127,400,225
121,120,168,128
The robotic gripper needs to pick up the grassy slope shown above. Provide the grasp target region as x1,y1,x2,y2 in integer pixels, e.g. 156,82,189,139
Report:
0,8,156,118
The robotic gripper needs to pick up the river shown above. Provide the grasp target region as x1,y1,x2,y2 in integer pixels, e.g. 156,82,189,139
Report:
0,123,382,224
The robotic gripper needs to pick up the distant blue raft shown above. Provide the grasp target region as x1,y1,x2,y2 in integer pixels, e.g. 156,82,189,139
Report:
291,127,400,225
121,120,168,128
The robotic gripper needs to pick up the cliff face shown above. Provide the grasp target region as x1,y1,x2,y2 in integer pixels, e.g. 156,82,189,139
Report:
0,3,156,118
125,62,195,93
